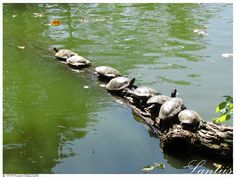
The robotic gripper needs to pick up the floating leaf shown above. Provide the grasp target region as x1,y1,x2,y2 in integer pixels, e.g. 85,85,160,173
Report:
213,163,222,168
142,165,155,173
17,46,25,49
50,19,62,26
33,12,44,17
142,162,165,173
193,29,208,35
115,99,123,104
221,53,233,58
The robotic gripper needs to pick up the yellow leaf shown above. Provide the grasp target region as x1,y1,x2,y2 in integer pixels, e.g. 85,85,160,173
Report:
50,19,62,26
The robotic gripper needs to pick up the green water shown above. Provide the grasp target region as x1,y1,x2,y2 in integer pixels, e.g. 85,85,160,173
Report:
3,3,233,174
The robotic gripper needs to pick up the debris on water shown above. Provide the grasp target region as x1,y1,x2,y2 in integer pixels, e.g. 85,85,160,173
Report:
142,162,165,173
115,99,123,104
83,86,89,89
221,53,233,58
213,162,222,169
33,12,44,17
193,29,208,35
99,84,106,88
79,18,88,23
57,125,66,129
50,19,62,26
69,68,83,72
12,14,17,18
17,46,25,49
179,45,185,49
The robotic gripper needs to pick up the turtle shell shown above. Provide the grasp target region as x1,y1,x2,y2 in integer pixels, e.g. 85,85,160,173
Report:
178,110,201,129
95,66,120,78
66,56,91,67
158,98,185,120
147,95,170,105
131,86,160,98
55,49,78,60
106,77,135,91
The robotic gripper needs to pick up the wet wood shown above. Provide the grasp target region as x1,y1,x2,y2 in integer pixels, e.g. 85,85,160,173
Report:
128,99,233,161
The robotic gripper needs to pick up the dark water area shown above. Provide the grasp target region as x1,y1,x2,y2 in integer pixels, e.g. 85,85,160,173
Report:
3,3,233,174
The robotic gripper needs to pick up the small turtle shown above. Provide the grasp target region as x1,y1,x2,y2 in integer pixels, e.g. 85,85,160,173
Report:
128,86,160,108
66,55,91,69
53,48,78,61
157,97,186,131
106,77,136,96
178,110,201,131
145,88,177,119
95,66,120,80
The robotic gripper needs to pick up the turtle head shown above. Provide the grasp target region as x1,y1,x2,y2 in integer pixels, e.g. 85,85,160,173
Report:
129,78,136,88
171,88,177,98
53,47,59,52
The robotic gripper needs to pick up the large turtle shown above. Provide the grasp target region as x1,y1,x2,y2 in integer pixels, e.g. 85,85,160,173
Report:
95,66,120,81
178,110,201,131
106,77,136,96
157,97,186,131
66,55,91,69
53,48,78,61
127,86,160,108
145,88,177,119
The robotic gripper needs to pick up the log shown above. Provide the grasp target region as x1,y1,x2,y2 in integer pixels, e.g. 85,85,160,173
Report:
128,99,233,161
53,54,233,162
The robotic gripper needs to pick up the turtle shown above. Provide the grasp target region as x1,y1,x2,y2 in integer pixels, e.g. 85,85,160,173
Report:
157,97,186,131
106,77,136,96
66,55,91,69
95,66,120,81
53,48,78,61
178,110,201,131
145,95,170,119
145,88,177,119
127,86,160,108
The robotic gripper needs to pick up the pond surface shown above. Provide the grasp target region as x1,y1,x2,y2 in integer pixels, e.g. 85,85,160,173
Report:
3,3,233,174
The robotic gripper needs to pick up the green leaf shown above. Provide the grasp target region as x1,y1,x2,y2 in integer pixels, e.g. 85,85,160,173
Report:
229,103,233,109
213,96,233,123
219,101,227,110
219,108,227,115
224,95,233,103
158,163,165,169
213,114,230,124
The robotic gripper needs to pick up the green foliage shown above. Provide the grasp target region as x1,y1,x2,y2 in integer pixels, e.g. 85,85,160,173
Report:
142,162,165,173
213,96,233,124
